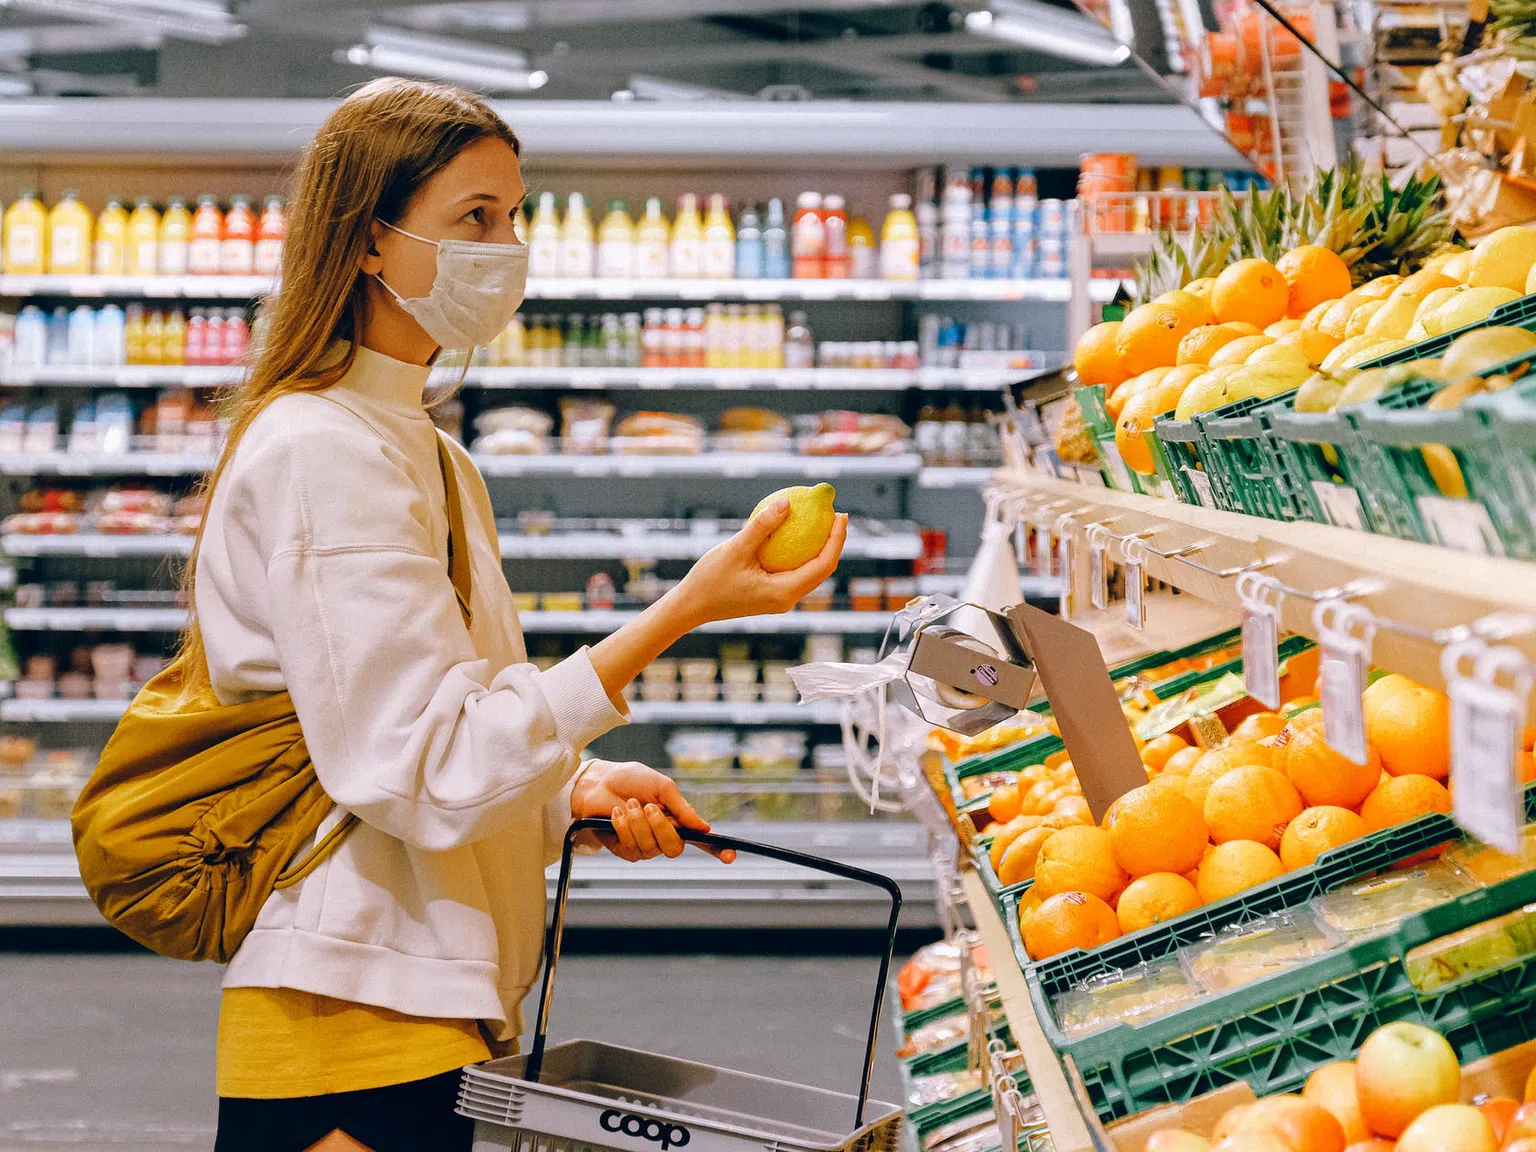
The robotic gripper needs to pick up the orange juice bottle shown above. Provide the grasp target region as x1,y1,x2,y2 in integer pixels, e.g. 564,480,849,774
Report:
124,304,147,364
670,193,703,279
93,197,129,276
254,195,285,276
126,197,160,276
2,189,47,275
221,194,256,275
46,189,93,275
143,309,166,365
187,195,222,275
159,197,192,275
162,308,187,365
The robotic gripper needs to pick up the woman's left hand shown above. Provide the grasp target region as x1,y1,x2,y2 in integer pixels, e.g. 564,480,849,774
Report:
569,759,735,863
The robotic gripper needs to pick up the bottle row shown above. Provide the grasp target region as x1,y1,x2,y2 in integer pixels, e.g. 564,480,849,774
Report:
2,191,285,278
0,392,221,459
3,304,251,369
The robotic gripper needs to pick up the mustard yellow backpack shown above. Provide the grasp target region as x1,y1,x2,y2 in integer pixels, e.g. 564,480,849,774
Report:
72,436,473,962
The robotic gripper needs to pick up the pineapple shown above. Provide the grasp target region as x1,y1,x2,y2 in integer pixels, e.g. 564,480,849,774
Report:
1135,227,1234,300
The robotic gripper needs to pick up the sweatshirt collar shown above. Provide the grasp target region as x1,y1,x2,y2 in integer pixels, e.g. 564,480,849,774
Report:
340,344,434,411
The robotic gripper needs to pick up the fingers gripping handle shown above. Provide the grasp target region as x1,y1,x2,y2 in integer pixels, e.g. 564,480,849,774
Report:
525,817,905,1129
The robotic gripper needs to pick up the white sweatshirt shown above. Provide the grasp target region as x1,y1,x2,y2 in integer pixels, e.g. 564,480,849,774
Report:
195,345,628,1038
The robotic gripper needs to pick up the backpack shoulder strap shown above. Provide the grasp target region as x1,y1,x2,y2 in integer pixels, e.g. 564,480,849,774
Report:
436,434,474,628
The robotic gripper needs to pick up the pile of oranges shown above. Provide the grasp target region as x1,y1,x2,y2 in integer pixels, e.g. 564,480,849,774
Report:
985,671,1536,962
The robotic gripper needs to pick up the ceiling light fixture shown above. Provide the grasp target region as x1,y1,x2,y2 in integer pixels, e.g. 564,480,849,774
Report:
0,0,245,44
339,26,548,92
964,3,1132,67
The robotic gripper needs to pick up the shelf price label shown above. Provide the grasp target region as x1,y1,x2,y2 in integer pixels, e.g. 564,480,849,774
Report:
1313,598,1376,765
1087,524,1113,612
1444,640,1531,856
1123,537,1148,631
1237,571,1285,709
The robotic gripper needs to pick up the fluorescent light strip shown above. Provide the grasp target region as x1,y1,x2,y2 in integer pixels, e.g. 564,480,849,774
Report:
1,0,245,43
343,44,547,92
964,6,1131,67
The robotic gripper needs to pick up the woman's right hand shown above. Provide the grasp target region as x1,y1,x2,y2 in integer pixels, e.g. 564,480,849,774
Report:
674,498,848,626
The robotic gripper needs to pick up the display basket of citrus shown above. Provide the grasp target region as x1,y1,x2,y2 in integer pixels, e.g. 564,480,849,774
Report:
1072,383,1152,496
1190,390,1309,522
1028,864,1536,1126
1144,411,1213,509
1486,377,1536,552
1351,367,1536,558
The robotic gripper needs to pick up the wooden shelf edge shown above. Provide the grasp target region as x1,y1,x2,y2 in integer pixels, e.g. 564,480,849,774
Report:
962,871,1096,1152
995,470,1536,708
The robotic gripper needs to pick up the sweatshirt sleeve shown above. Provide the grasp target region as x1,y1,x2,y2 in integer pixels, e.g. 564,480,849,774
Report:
241,415,627,852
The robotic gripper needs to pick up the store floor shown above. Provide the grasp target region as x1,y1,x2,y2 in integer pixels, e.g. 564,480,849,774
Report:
0,946,904,1151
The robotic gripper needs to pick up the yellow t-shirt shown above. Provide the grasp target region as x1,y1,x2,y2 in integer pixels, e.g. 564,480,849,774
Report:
216,987,492,1099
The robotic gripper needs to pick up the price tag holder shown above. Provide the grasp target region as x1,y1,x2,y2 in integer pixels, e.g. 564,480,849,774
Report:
1416,495,1506,556
1237,571,1284,709
1444,641,1531,855
1057,521,1082,622
1122,536,1148,631
1313,598,1376,765
1186,468,1215,508
1311,481,1367,531
1034,524,1053,576
1089,538,1107,611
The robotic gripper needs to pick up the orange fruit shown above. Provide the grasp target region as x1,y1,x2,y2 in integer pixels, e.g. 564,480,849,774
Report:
1145,1131,1212,1152
1304,1062,1371,1144
1032,825,1129,903
1023,891,1121,960
1114,371,1190,475
1074,320,1130,388
988,814,1044,872
1278,245,1354,318
1237,1095,1347,1152
1156,288,1217,328
1161,746,1204,778
1232,712,1286,742
1213,1135,1290,1152
1141,732,1191,773
1016,888,1043,936
1360,774,1452,832
1362,673,1451,780
1116,872,1202,934
996,825,1054,886
1212,259,1289,329
1213,1106,1254,1143
1204,765,1302,849
1117,300,1202,375
1184,276,1217,301
1177,324,1248,366
1280,805,1368,870
987,783,1022,823
1197,839,1286,901
1105,382,1134,422
1106,784,1209,876
1184,742,1272,810
1284,723,1382,809
1049,796,1093,825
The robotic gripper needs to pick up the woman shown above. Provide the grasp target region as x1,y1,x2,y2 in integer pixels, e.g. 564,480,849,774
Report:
194,78,846,1151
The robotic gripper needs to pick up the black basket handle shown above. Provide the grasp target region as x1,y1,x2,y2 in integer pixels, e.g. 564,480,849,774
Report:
525,817,904,1129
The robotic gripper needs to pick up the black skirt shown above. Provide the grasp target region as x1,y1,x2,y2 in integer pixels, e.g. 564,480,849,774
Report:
213,1070,473,1152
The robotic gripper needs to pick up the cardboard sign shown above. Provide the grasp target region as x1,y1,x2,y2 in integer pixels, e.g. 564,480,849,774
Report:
1006,600,1149,822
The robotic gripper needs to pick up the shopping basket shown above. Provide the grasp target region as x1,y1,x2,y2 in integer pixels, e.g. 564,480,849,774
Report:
457,817,907,1152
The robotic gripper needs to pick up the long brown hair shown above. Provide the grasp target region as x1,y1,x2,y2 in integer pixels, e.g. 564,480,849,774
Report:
176,78,520,695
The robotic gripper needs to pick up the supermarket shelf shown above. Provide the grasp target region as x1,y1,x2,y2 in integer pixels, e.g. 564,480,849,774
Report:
2,528,923,561
996,468,1536,706
0,273,1117,304
0,365,242,388
472,453,922,480
1088,233,1156,263
2,606,891,634
0,818,937,929
916,466,997,489
962,870,1097,1152
0,452,218,476
0,697,844,726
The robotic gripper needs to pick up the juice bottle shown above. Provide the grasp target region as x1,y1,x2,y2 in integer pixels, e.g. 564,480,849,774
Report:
634,197,670,278
188,195,223,275
735,204,763,279
558,192,595,279
204,309,225,364
156,197,190,276
254,195,285,276
123,304,146,364
847,216,876,279
46,190,93,276
126,197,160,277
221,194,256,275
669,193,703,279
527,191,561,278
93,198,129,276
163,308,187,365
2,189,47,275
222,308,250,363
879,193,920,281
822,194,849,278
185,307,206,366
701,193,735,279
790,191,825,279
761,197,789,279
595,199,634,280
143,309,167,366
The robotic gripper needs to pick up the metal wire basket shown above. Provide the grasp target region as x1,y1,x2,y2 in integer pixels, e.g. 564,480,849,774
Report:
458,818,906,1152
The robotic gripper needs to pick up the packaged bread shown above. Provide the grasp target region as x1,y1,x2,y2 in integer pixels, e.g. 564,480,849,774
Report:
798,410,911,456
718,407,791,452
612,411,705,455
559,398,615,454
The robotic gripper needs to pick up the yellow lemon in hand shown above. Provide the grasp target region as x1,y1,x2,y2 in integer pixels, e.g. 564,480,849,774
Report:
753,483,837,572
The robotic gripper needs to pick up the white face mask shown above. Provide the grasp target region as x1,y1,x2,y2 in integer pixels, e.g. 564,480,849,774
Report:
373,221,528,351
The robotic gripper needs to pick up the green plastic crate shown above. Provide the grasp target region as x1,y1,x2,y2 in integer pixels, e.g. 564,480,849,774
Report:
1483,379,1536,551
1352,385,1527,557
1197,391,1307,521
1075,384,1144,494
1267,405,1383,533
1040,867,1536,1123
1147,415,1213,508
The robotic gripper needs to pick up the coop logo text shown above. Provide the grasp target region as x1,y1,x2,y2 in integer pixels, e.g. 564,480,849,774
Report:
599,1109,692,1149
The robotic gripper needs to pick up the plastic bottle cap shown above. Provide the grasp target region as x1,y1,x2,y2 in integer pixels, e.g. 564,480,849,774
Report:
797,191,822,207
609,199,627,212
890,193,912,209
